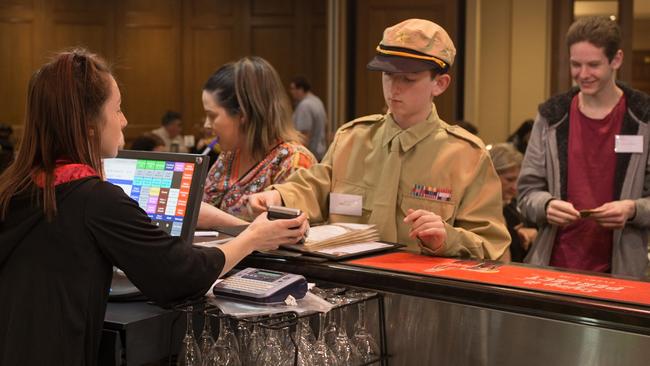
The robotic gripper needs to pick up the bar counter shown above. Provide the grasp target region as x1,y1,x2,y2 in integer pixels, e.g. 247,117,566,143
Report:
102,250,650,365
239,251,650,365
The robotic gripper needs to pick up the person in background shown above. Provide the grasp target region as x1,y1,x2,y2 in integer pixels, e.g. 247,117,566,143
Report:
197,57,317,228
190,121,220,169
129,132,166,151
518,16,650,277
288,76,328,161
489,143,537,262
0,49,308,365
507,119,534,154
151,110,188,152
248,19,510,259
0,123,14,173
452,120,479,135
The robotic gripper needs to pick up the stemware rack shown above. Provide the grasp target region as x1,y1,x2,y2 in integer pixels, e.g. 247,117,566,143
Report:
172,286,389,366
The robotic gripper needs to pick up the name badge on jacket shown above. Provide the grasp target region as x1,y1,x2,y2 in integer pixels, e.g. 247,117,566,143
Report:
330,192,362,216
615,135,643,153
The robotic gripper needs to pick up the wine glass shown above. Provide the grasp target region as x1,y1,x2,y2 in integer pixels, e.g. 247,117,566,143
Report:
297,317,316,347
198,310,215,360
255,327,291,365
220,318,240,356
246,321,265,365
204,316,241,366
352,301,380,363
291,318,314,366
235,320,252,360
323,295,344,349
177,306,202,366
330,296,362,365
312,312,339,366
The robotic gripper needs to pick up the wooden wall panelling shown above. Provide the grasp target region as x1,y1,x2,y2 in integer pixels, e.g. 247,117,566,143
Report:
236,0,252,59
354,0,458,122
631,50,650,95
0,0,329,146
251,0,294,16
0,20,33,131
550,0,573,95
248,0,326,105
286,0,327,108
182,0,240,136
31,0,52,68
618,0,633,83
190,0,234,17
249,0,296,89
305,1,327,108
115,0,182,141
310,22,327,103
183,0,328,138
251,25,295,88
48,0,113,61
288,0,309,83
0,0,35,137
0,0,34,19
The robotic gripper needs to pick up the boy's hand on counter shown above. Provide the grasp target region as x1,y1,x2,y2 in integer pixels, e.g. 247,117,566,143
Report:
404,208,446,252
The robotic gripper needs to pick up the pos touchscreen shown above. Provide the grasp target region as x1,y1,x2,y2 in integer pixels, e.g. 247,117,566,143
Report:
102,150,210,243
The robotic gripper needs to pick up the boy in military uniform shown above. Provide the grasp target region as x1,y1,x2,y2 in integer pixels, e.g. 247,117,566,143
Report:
248,19,510,259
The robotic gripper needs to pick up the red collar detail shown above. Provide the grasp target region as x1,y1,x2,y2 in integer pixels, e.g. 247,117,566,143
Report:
34,163,98,188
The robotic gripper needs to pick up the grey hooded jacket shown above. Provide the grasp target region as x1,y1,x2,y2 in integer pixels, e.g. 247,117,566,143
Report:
518,82,650,277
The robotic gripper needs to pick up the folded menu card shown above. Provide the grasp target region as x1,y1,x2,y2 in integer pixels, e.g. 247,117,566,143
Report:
300,223,380,251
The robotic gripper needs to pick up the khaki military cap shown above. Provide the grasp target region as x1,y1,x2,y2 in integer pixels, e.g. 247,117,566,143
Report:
367,18,456,73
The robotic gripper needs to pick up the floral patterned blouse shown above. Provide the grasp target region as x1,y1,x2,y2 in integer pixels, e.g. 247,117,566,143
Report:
203,142,317,221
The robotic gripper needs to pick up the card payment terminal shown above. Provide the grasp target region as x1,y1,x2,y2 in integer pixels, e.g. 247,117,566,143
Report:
213,268,308,304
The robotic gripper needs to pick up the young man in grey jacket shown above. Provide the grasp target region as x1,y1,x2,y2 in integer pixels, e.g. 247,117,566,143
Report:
518,16,650,277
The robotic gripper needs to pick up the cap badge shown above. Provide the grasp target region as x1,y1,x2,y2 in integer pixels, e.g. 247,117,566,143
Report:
395,31,409,45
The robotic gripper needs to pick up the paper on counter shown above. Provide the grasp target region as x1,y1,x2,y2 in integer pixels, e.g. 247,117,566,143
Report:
194,231,220,237
316,241,392,256
193,237,234,247
306,225,350,241
284,295,298,306
305,223,375,242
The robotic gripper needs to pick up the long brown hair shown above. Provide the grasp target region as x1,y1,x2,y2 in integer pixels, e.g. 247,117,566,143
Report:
203,56,302,160
0,49,111,220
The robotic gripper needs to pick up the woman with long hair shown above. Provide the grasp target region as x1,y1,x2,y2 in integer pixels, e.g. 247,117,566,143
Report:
0,49,307,365
198,57,317,227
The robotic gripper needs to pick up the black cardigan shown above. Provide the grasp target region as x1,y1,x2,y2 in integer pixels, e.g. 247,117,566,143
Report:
0,177,225,365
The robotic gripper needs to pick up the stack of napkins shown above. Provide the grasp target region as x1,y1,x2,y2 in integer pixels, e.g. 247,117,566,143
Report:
301,223,380,251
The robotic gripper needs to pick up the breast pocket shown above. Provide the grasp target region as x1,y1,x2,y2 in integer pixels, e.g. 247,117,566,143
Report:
400,195,456,224
329,179,374,224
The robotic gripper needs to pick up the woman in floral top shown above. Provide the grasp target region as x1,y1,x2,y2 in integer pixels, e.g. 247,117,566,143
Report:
198,57,317,227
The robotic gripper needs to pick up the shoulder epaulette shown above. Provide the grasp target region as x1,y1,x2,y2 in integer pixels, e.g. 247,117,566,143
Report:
444,124,485,149
338,114,384,131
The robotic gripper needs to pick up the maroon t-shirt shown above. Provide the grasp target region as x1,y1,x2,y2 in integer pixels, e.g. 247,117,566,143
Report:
550,94,626,273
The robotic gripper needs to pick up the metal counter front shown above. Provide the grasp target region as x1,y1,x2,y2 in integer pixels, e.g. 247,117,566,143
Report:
240,253,650,366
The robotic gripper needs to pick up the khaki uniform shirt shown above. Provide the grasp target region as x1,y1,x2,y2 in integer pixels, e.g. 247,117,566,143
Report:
273,104,510,259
